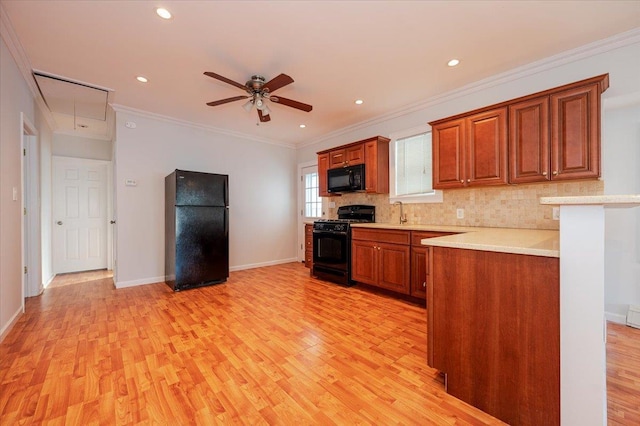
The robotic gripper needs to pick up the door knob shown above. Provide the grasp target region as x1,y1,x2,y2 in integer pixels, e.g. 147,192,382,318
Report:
56,221,63,225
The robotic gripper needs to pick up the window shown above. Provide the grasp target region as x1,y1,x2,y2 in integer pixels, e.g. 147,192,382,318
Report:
389,125,443,204
303,169,322,218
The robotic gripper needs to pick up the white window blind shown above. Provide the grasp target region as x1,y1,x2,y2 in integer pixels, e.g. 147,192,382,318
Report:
395,132,433,196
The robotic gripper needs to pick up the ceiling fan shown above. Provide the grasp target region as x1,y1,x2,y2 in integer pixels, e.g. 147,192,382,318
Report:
204,72,313,123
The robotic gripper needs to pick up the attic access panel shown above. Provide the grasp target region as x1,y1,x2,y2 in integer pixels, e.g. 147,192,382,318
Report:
33,71,109,121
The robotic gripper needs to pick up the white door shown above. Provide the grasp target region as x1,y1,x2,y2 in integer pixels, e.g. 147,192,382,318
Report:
53,157,108,274
298,163,323,261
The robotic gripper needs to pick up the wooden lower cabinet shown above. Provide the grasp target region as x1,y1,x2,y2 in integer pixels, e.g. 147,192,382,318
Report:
351,228,410,294
428,246,560,426
304,224,313,268
351,228,454,298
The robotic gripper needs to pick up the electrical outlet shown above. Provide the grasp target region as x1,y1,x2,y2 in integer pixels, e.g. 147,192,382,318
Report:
553,207,560,220
456,208,464,219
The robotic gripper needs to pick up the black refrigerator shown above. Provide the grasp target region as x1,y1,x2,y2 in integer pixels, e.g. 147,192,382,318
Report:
165,169,229,291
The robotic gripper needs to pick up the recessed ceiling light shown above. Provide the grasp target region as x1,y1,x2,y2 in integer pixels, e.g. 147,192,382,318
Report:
136,76,148,83
355,99,364,105
299,124,306,128
156,8,172,19
447,59,460,67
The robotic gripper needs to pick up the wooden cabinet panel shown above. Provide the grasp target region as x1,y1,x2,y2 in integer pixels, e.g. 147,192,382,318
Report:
377,243,410,294
466,108,508,186
410,246,428,299
329,150,346,168
364,138,389,193
551,83,600,180
318,153,330,197
304,224,313,269
351,240,377,285
432,119,465,189
509,96,550,183
351,228,410,245
429,247,560,426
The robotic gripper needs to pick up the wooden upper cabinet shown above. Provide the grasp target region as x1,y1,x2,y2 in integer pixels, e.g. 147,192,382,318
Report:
328,144,365,168
466,108,508,186
432,108,507,189
509,78,605,183
317,136,390,195
509,96,550,183
433,73,608,188
317,153,330,197
364,137,389,193
551,83,601,180
432,119,466,189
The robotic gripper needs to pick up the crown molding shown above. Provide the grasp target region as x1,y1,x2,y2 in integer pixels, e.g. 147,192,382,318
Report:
299,27,640,149
110,104,296,149
0,3,57,132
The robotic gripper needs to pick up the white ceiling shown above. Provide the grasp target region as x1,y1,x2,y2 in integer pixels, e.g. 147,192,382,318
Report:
2,1,639,146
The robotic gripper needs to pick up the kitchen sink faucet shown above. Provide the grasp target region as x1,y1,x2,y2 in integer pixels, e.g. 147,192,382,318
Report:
393,201,407,225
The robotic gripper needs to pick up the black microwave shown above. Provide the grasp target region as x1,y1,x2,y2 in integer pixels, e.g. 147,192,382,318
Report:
327,164,365,193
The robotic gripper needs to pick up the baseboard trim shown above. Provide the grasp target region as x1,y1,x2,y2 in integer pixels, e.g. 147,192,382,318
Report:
0,306,24,343
113,258,299,289
605,311,627,325
230,258,298,272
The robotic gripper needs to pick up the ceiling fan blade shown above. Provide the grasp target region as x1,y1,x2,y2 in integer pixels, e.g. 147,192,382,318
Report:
206,95,249,107
271,96,313,112
263,73,294,93
204,72,247,90
258,109,271,122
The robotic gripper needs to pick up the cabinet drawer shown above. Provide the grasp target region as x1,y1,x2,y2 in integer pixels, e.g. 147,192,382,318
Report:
411,231,455,246
352,228,410,245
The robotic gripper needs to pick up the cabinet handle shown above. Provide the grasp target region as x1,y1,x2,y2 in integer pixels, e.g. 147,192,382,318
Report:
553,171,558,175
467,179,471,183
422,282,426,288
542,172,548,176
460,180,464,183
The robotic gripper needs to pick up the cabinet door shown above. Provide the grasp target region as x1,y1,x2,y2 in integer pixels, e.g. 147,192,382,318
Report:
345,144,364,166
377,243,410,294
411,246,428,299
550,83,600,180
318,153,330,197
509,97,550,184
329,149,346,168
364,140,380,193
432,119,466,189
351,240,377,285
304,224,313,268
466,108,508,186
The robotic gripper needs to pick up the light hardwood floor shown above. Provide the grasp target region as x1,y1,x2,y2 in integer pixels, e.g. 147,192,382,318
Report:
0,263,637,424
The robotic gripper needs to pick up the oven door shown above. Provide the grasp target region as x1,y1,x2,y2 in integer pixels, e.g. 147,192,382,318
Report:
313,230,348,269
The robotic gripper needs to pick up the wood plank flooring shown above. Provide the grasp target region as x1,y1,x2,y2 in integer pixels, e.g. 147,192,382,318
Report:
1,262,638,424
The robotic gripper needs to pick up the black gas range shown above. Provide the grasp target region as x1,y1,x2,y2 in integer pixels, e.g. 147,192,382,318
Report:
312,205,375,285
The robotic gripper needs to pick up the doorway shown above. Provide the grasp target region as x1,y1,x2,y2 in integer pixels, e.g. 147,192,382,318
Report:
21,113,41,299
52,156,110,274
297,161,323,262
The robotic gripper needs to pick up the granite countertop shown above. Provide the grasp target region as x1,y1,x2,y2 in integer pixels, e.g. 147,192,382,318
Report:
350,223,559,258
540,194,640,207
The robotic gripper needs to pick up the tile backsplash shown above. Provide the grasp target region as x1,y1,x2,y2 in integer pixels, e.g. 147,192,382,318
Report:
328,180,604,230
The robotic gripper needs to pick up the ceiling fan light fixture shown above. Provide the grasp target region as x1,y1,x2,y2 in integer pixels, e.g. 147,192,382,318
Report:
261,104,271,116
242,99,253,112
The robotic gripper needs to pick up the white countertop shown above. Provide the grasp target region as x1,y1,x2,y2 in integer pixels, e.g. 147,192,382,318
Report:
350,223,559,258
540,194,640,207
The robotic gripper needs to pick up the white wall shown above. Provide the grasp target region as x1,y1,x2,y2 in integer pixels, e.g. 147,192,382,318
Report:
113,111,297,287
603,103,640,320
52,133,112,161
35,106,53,286
297,37,640,321
0,35,34,335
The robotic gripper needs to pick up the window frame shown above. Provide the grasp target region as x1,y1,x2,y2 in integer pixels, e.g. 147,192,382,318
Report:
388,124,443,204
